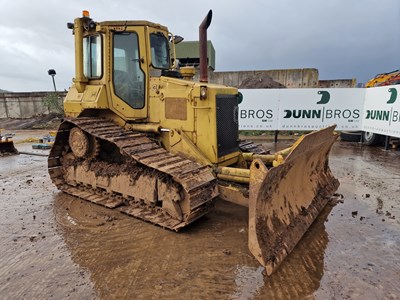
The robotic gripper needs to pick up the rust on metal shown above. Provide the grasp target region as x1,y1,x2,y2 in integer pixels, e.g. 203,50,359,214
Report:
199,10,212,83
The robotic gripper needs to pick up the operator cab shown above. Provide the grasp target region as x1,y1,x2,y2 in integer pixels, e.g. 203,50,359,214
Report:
68,10,179,120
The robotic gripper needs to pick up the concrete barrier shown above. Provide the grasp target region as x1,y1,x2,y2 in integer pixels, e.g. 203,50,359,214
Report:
197,69,355,88
203,68,320,88
0,92,66,118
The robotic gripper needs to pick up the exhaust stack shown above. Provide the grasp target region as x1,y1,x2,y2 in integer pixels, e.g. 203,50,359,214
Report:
199,10,212,83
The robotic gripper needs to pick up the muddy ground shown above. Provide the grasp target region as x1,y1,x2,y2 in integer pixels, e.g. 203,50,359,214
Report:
0,130,399,299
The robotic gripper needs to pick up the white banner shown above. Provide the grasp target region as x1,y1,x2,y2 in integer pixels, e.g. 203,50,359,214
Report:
239,88,365,131
362,85,400,138
278,88,364,131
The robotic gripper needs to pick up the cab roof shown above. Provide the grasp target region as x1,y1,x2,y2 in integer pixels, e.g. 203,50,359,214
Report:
99,20,168,31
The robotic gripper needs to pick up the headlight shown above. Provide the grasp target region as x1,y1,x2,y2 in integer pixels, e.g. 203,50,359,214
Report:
200,86,207,100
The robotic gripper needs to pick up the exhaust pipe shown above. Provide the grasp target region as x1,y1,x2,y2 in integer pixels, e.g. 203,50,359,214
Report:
199,10,212,83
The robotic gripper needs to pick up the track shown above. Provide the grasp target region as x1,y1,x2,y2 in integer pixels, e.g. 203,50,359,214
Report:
48,117,218,230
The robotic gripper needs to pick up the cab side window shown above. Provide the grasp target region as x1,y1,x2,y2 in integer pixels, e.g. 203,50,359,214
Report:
83,35,102,78
150,32,170,69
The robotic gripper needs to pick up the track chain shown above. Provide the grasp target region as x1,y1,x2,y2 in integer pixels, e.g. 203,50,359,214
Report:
48,117,218,230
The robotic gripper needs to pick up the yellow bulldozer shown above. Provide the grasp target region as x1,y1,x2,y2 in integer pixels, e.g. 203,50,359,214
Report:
48,10,339,275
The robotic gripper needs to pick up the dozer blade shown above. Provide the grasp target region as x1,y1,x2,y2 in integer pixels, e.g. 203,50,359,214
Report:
0,141,18,155
248,125,339,275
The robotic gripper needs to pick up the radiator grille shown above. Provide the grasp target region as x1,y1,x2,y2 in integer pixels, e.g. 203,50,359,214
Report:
216,94,239,157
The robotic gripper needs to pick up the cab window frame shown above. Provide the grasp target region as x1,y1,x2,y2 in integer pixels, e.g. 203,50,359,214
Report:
112,31,146,110
150,32,170,70
83,34,103,79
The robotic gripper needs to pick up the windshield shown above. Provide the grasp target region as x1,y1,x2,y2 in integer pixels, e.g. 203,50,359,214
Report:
150,32,170,69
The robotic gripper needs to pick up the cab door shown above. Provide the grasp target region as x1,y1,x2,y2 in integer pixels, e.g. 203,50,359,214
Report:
110,27,148,120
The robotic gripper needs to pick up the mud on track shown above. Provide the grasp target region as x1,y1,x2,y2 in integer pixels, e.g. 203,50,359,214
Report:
0,134,399,299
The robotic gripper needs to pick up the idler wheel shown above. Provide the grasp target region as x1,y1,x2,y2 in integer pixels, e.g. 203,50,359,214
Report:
69,127,90,158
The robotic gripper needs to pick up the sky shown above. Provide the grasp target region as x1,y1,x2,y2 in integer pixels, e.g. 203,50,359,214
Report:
0,0,399,92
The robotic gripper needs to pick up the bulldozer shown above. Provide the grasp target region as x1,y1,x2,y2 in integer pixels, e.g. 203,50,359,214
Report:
48,10,339,275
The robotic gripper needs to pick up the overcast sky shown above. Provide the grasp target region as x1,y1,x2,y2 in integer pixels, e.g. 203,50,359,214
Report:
0,0,398,92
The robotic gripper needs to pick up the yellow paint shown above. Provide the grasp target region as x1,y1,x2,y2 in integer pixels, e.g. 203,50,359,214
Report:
217,167,250,178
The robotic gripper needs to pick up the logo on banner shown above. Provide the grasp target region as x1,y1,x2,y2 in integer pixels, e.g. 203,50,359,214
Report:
283,90,360,120
366,88,399,123
317,91,330,104
387,88,397,104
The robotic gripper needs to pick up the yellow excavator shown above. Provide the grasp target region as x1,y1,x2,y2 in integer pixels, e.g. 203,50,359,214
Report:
365,69,400,87
48,10,339,275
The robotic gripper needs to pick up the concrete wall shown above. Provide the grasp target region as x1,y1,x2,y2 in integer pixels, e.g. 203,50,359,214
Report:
0,92,66,118
193,68,356,88
197,68,320,88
